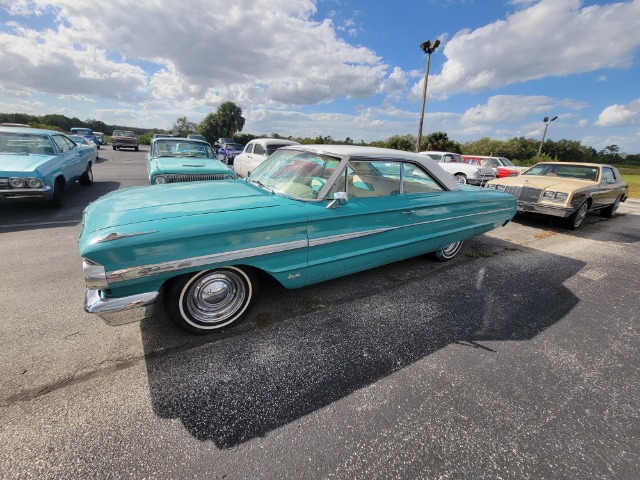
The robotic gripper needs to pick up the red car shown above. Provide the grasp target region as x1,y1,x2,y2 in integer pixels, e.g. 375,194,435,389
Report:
462,155,520,178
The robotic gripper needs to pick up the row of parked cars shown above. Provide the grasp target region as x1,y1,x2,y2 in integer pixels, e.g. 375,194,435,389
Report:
0,125,628,335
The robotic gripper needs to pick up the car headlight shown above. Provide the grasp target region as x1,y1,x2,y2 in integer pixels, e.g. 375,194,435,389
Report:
496,184,506,191
224,174,235,179
154,175,167,184
485,184,497,190
543,191,568,202
26,177,43,188
8,177,25,188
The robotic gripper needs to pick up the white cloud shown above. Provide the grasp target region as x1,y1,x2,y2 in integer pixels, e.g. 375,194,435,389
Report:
414,0,640,97
0,0,387,107
595,99,640,127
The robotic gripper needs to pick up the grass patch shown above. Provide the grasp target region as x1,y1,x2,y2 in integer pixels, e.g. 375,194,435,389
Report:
620,172,640,199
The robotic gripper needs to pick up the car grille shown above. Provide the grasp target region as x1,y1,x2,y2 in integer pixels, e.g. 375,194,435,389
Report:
165,174,231,183
115,139,137,145
505,186,542,202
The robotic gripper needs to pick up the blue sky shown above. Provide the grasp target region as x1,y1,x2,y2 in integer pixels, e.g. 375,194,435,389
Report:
1,0,639,153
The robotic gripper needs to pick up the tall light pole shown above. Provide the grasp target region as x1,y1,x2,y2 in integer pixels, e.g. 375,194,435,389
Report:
537,115,558,156
416,39,440,152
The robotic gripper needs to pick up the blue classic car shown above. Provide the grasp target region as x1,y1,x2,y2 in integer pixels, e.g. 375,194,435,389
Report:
1,126,95,207
147,137,236,185
70,127,100,149
80,145,516,334
216,142,244,165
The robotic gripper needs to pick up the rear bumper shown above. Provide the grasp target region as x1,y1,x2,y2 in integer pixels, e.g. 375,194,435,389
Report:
84,288,159,326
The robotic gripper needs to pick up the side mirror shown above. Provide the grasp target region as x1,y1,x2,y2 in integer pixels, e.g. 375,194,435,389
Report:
326,191,348,209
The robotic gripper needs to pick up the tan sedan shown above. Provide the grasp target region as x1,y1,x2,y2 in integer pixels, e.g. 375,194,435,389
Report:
484,162,628,229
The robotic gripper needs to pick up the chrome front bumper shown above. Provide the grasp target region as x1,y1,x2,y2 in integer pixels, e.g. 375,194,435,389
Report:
84,288,159,326
515,201,574,218
0,186,52,200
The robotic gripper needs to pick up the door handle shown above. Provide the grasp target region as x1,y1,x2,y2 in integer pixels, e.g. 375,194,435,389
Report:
401,210,415,215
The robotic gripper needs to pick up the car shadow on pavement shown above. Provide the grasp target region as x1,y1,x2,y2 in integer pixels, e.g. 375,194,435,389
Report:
140,237,585,449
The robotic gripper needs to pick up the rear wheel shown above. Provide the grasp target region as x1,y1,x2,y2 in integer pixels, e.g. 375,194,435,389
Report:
454,174,467,184
434,241,463,262
600,195,621,218
164,267,258,334
79,163,93,186
563,201,588,230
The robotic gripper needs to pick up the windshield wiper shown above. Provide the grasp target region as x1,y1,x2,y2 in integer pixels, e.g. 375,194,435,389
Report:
250,179,274,193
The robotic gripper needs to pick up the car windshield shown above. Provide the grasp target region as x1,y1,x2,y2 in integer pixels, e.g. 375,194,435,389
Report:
72,129,91,135
523,163,599,181
152,140,215,158
249,149,340,200
498,157,516,166
222,143,243,150
114,131,135,137
0,132,55,155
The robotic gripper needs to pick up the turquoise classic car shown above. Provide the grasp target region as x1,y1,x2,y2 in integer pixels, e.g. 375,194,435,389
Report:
1,126,94,207
80,145,516,334
147,137,236,184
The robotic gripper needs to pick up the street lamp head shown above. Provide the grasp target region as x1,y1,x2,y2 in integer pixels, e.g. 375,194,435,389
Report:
550,115,558,122
420,39,441,54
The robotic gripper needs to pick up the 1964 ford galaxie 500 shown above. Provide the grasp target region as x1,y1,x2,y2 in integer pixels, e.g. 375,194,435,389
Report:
80,145,516,334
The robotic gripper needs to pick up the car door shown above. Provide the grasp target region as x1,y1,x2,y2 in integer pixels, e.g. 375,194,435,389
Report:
51,135,83,180
305,160,414,285
594,166,625,207
248,143,267,175
234,142,253,177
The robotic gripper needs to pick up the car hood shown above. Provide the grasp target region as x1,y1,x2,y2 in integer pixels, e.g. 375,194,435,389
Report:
491,175,596,190
81,180,292,236
151,157,230,174
221,148,243,155
0,154,56,174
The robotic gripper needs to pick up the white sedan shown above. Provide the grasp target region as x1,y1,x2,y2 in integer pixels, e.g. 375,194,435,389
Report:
419,151,495,185
233,138,300,178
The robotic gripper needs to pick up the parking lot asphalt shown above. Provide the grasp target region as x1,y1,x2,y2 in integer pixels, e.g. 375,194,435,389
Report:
1,148,639,479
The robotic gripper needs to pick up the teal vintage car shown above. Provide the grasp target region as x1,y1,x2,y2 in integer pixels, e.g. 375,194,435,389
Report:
147,137,235,184
80,145,516,334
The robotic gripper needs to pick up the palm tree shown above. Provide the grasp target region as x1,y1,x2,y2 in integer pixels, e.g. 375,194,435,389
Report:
215,102,245,138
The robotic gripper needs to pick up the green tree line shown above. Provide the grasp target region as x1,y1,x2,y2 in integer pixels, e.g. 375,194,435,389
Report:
4,106,639,166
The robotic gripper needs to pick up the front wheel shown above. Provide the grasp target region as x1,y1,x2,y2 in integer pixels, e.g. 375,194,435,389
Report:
164,266,258,334
134,146,139,151
434,241,463,262
49,178,63,208
563,202,588,230
112,145,116,150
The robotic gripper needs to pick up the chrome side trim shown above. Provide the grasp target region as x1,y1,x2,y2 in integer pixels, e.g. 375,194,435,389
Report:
309,227,398,247
105,208,513,284
106,239,308,284
96,230,158,243
412,207,513,228
83,259,109,289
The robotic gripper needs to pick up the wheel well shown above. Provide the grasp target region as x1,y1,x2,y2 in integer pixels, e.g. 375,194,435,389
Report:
54,175,66,190
454,172,467,177
162,264,267,292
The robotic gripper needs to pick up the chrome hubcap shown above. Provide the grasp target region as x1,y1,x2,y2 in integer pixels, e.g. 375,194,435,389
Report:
186,271,247,324
440,241,463,258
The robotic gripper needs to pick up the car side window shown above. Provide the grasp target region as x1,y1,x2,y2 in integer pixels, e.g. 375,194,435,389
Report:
52,135,71,153
254,144,265,155
402,163,444,193
342,161,402,198
245,143,253,154
602,167,616,183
